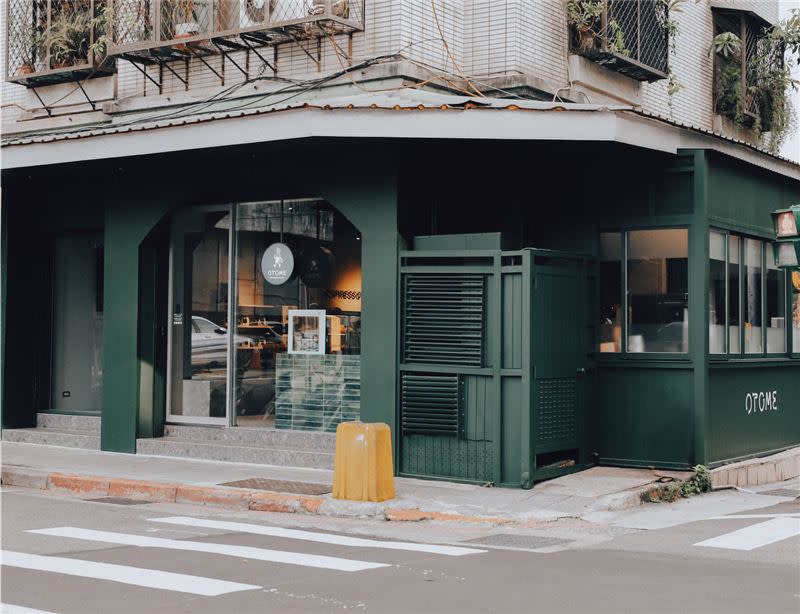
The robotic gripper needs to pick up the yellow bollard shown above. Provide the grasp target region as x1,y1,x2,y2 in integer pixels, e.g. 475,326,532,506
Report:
332,421,395,502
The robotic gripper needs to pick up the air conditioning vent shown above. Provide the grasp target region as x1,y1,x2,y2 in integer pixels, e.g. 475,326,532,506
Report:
401,373,463,437
402,273,485,366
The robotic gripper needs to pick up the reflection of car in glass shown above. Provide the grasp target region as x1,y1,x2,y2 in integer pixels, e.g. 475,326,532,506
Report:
191,316,253,370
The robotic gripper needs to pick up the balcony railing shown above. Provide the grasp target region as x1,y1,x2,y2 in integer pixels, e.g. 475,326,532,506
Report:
107,0,364,61
6,0,114,86
570,0,669,82
713,10,780,131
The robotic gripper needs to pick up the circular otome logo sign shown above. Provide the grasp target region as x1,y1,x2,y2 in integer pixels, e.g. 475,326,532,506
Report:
261,243,294,286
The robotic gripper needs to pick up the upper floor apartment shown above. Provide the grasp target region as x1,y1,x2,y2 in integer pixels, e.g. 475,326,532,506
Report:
0,0,787,151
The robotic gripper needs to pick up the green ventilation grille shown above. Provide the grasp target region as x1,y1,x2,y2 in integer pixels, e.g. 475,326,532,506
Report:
401,373,463,437
402,273,485,366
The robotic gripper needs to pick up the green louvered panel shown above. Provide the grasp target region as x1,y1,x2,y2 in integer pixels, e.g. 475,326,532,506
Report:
401,373,464,437
402,273,485,366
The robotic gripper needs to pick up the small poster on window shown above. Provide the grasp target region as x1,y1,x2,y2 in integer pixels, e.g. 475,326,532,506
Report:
287,310,326,355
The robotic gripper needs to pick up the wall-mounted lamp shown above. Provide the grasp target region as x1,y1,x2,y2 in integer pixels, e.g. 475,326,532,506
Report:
771,205,800,269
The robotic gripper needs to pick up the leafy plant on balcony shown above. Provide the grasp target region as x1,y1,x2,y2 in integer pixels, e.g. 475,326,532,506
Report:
710,11,800,153
565,0,628,56
46,1,109,68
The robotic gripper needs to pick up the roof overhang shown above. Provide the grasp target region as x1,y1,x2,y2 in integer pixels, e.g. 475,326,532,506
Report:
2,101,799,182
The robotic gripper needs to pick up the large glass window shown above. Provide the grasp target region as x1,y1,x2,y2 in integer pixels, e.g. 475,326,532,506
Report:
598,232,622,353
627,229,689,353
709,230,791,357
766,255,787,354
233,200,361,431
169,208,231,422
744,238,763,354
709,231,727,354
793,271,800,353
728,235,741,353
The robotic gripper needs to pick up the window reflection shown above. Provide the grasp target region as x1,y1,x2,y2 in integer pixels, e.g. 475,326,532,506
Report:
709,231,726,354
744,238,763,354
627,229,689,353
598,232,622,353
728,235,741,353
766,256,786,354
233,200,362,431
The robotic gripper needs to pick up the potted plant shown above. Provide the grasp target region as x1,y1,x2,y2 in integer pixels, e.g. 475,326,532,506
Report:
171,0,200,40
15,22,41,75
566,0,604,54
7,4,47,76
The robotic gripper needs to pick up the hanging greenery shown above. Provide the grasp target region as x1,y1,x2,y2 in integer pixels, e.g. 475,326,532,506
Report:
564,0,690,112
710,9,800,153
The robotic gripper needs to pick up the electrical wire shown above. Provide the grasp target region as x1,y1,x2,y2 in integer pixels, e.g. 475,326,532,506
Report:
8,8,552,141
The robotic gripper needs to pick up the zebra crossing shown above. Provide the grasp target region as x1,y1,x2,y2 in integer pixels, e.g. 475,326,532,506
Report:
1,515,487,608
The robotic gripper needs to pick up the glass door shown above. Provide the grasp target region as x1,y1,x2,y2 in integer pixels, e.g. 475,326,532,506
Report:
167,206,233,424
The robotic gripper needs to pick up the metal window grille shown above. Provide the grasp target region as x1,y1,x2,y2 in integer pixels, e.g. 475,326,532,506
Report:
569,0,669,82
401,273,485,367
401,373,464,437
6,0,113,85
713,10,780,129
106,0,364,59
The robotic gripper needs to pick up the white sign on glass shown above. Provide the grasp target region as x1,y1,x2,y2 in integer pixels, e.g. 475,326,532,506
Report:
287,310,326,355
261,243,294,286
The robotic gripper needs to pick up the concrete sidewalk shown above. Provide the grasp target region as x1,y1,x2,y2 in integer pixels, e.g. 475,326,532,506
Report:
1,441,693,524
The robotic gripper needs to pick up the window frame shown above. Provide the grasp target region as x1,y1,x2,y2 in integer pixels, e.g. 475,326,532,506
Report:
597,226,691,360
708,227,792,361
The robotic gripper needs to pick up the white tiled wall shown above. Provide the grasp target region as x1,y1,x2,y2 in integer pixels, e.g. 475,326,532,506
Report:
0,0,785,138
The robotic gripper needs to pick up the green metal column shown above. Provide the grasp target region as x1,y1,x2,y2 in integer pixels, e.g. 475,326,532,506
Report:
319,173,403,466
101,201,172,453
690,150,710,466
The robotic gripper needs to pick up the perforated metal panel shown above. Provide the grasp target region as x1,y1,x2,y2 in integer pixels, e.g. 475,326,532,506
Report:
402,273,485,367
536,377,577,444
401,373,463,437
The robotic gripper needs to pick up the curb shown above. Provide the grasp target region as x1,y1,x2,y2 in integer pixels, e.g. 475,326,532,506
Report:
0,468,507,525
711,448,800,489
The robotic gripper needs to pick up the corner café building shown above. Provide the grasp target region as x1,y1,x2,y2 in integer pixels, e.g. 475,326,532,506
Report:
2,91,799,488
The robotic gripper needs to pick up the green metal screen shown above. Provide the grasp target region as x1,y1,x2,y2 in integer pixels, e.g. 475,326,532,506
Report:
402,273,485,366
400,373,463,437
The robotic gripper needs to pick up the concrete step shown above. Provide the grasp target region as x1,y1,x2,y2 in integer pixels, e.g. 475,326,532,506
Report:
136,437,335,470
162,424,336,453
2,428,100,450
36,412,101,434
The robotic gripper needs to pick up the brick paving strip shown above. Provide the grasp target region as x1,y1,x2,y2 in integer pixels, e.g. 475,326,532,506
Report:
0,468,508,525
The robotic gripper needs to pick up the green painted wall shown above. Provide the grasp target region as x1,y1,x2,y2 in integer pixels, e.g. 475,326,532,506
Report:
598,366,695,469
707,152,800,236
703,152,800,466
707,364,800,464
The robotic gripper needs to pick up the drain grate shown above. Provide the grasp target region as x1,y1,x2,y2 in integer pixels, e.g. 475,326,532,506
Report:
86,497,154,506
759,488,800,498
465,534,571,550
219,478,331,496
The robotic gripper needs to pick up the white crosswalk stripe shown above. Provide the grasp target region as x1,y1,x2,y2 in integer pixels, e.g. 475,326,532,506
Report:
695,516,800,551
28,527,390,572
150,516,487,556
0,604,61,614
0,551,260,596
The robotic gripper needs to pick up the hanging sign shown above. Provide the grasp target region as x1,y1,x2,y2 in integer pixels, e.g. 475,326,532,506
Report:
261,243,294,286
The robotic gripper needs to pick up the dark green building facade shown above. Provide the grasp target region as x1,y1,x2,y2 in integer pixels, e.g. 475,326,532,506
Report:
2,103,799,487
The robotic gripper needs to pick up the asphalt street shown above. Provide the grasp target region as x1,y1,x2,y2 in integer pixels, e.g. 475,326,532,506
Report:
0,486,798,614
